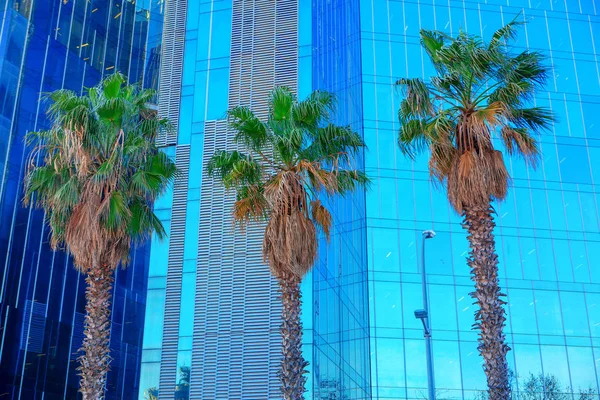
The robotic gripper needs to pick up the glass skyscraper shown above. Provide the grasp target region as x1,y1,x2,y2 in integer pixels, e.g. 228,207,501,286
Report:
145,0,598,399
355,0,600,397
139,0,372,398
0,0,164,397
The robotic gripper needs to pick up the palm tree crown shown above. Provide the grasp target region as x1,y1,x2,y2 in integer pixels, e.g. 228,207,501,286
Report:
207,86,368,280
397,20,554,212
25,72,176,270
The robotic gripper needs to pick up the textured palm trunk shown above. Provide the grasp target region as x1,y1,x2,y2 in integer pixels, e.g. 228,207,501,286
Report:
463,205,511,400
78,264,114,400
278,271,308,400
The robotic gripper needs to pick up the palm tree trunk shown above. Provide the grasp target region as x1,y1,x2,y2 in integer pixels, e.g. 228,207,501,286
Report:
78,264,114,400
463,205,511,400
279,271,308,400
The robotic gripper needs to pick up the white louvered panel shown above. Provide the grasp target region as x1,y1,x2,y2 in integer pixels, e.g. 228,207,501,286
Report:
157,0,188,147
158,145,190,399
20,300,46,354
190,0,298,398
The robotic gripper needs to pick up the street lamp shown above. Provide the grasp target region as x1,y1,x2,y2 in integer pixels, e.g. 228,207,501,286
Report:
415,229,436,400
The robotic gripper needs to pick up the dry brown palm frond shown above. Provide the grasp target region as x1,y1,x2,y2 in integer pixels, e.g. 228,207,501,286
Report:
265,171,308,216
486,150,509,200
310,199,332,240
465,117,493,152
263,209,317,279
448,150,488,211
429,140,457,185
64,190,104,270
63,182,132,272
500,126,539,167
472,101,504,127
233,185,269,224
263,171,317,279
296,159,338,194
447,148,510,211
457,149,477,180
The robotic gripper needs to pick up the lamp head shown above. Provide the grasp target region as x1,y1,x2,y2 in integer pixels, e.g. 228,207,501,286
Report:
422,230,436,239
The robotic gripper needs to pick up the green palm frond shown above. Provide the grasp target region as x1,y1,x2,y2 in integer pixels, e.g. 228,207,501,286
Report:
102,72,125,99
206,150,262,189
335,170,370,196
506,107,554,131
301,124,364,164
292,90,336,130
420,29,445,66
228,106,269,152
488,17,524,50
396,78,433,119
398,119,430,158
269,86,295,121
130,199,166,241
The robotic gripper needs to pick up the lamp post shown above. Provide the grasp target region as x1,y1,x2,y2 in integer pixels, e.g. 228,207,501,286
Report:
414,229,436,400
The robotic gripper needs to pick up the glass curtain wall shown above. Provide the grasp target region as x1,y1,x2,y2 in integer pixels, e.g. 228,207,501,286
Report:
357,0,600,398
0,0,163,397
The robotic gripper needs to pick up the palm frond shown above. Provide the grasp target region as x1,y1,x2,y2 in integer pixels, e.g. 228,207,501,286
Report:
103,190,131,231
130,199,166,241
335,169,370,196
228,106,269,152
500,126,539,166
302,124,365,164
420,29,445,66
506,107,554,131
102,72,125,99
395,78,433,119
292,90,336,131
233,184,269,224
310,199,332,240
206,150,262,189
398,119,430,159
488,17,524,50
269,86,295,121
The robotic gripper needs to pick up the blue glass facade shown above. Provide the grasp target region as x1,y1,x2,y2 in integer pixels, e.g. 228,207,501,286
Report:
139,0,373,398
0,0,163,397
352,0,600,398
311,0,372,398
141,0,600,399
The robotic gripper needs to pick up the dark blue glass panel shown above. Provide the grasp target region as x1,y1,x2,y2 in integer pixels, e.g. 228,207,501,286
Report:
0,1,162,397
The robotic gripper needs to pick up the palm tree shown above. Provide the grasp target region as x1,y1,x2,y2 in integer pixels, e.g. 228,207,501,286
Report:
396,22,553,400
144,387,159,400
207,87,368,400
25,73,177,399
175,366,191,399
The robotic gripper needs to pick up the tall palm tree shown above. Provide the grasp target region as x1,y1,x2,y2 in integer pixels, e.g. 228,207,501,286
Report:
25,73,177,399
207,87,368,400
396,22,553,399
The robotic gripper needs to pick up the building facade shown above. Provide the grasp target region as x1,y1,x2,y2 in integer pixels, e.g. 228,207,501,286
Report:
0,0,163,397
354,0,600,398
139,0,372,398
143,0,600,399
